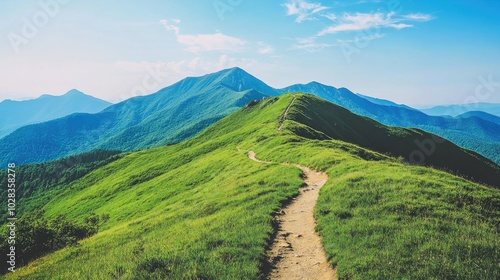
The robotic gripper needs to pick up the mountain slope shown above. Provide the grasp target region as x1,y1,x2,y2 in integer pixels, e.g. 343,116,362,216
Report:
0,68,272,166
420,102,500,117
1,68,499,167
456,111,500,124
356,93,416,110
0,89,111,138
285,95,500,187
4,94,499,279
280,83,500,164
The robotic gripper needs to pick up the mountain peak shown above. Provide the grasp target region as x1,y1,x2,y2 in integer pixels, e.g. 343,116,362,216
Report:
210,67,279,95
225,66,245,73
65,89,86,96
306,81,324,86
219,67,251,80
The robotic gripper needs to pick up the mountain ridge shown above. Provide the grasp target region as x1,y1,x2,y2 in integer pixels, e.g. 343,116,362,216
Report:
419,102,500,117
0,68,271,166
0,89,112,139
1,67,499,166
4,93,499,279
285,94,500,187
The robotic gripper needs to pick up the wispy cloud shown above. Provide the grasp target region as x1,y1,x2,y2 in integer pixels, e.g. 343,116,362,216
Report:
292,42,335,52
318,12,433,36
177,33,245,53
283,0,328,23
257,42,275,54
160,19,245,53
336,33,385,44
160,19,181,35
402,13,434,21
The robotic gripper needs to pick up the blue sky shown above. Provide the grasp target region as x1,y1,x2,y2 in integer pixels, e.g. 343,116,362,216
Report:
1,0,499,106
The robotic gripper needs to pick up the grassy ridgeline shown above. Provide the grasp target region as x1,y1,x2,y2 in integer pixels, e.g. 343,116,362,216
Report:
259,140,500,279
6,94,500,279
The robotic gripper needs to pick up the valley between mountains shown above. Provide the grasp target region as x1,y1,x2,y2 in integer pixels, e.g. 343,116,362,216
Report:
2,93,499,279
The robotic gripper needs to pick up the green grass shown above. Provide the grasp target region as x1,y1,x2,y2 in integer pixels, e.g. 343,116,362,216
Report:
315,161,500,279
258,138,500,279
4,94,500,279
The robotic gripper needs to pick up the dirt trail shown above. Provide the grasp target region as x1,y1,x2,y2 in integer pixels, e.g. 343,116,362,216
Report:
248,151,337,280
278,95,297,132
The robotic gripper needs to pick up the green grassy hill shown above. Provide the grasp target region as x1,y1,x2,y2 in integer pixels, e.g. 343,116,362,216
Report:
3,94,499,279
286,96,500,187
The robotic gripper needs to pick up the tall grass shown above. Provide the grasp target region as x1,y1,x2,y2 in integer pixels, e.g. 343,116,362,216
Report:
5,94,500,279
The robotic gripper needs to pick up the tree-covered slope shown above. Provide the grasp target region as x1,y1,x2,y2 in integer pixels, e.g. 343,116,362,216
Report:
0,149,124,220
1,68,499,168
456,111,500,125
3,94,499,279
420,102,500,117
0,68,274,166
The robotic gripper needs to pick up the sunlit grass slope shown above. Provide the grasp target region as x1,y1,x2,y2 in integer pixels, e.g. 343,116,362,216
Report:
5,94,500,279
6,95,305,279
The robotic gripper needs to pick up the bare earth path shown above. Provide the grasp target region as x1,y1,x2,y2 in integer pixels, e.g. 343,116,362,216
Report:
248,151,337,280
277,95,297,132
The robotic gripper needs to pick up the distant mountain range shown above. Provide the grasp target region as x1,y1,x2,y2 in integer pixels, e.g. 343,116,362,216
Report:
0,68,270,166
355,93,417,111
0,89,111,138
278,82,500,164
419,103,500,117
455,111,500,125
0,67,499,167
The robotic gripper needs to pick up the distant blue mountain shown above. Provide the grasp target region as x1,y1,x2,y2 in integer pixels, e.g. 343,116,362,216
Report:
0,68,272,166
279,82,500,164
356,93,417,111
455,111,500,125
419,103,500,117
0,67,499,166
0,89,111,138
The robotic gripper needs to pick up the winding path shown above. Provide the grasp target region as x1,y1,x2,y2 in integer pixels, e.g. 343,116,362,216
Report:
277,95,297,132
248,151,337,280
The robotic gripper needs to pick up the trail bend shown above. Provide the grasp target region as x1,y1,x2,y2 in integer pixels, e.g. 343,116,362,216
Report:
248,151,337,280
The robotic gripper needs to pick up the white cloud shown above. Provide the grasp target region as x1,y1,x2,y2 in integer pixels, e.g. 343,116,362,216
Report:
160,19,180,35
177,33,245,53
292,43,334,52
257,42,275,54
336,33,385,44
283,0,328,23
296,37,316,44
160,19,246,53
323,13,337,21
402,13,433,21
318,12,434,36
292,28,386,52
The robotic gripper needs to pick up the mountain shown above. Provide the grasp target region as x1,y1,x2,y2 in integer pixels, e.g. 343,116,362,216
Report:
356,93,417,110
279,83,500,164
1,67,499,167
4,94,499,279
0,89,111,138
284,94,500,187
0,68,273,166
456,111,500,124
419,102,500,117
